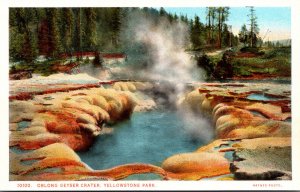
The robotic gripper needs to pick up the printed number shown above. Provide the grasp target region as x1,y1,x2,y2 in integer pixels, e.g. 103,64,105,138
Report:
17,183,31,187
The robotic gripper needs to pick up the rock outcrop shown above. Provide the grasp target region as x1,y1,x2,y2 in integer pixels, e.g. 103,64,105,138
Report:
10,87,137,151
9,76,159,180
162,152,230,180
231,146,291,180
10,143,167,181
169,82,291,180
179,82,291,140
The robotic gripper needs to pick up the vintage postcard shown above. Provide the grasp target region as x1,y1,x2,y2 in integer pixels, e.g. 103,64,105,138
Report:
1,0,300,191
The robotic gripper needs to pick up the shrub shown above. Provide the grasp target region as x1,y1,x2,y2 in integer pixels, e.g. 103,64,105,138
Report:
213,50,233,79
10,65,17,74
240,47,259,53
262,47,291,59
84,56,90,64
93,51,103,67
196,54,214,78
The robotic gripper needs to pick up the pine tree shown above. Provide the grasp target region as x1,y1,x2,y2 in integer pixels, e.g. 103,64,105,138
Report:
37,9,61,57
9,8,35,63
38,19,50,56
73,8,82,54
174,13,178,21
47,8,62,57
184,15,189,24
222,24,231,47
12,8,31,33
110,8,121,47
190,16,205,49
238,24,248,47
21,31,34,63
84,8,97,51
180,15,185,22
31,8,45,57
216,7,230,48
248,7,259,47
159,7,167,17
206,7,217,45
61,8,74,53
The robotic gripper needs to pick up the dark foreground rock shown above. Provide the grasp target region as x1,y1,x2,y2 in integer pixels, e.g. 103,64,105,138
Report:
231,147,291,180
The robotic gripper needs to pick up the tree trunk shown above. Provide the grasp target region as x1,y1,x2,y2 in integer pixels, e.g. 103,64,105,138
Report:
208,11,211,45
218,11,222,48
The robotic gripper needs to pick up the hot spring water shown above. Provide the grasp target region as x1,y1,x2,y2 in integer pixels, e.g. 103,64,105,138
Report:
77,110,209,170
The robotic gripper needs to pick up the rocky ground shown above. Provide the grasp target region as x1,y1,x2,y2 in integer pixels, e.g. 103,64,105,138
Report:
9,74,291,180
9,74,160,180
166,82,291,180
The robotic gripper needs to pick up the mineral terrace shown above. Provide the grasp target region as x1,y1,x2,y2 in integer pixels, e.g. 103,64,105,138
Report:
9,74,291,180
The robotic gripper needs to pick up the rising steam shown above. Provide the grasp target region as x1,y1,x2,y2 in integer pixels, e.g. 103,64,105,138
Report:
76,9,213,142
121,10,213,142
121,9,204,84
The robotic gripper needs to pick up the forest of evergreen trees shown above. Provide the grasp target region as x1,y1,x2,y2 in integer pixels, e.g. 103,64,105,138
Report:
9,7,239,64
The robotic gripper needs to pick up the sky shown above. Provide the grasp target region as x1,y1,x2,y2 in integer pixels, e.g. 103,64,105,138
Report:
164,7,291,41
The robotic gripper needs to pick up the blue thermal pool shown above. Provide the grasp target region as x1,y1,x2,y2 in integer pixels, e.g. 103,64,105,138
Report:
247,93,282,101
78,110,210,170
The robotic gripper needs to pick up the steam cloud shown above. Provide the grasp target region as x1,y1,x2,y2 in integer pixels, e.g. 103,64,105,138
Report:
121,10,213,142
76,9,213,142
178,108,214,143
122,10,204,85
77,9,205,84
